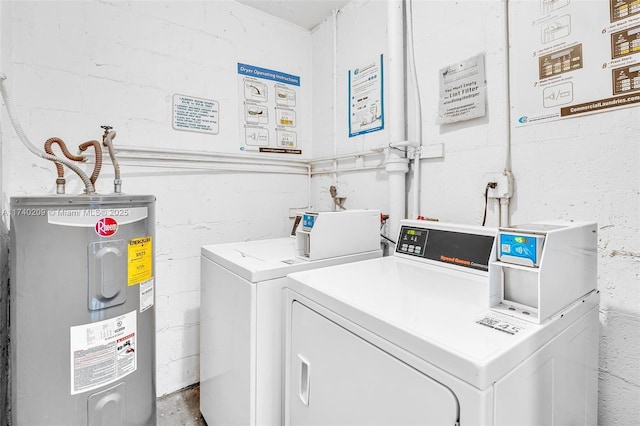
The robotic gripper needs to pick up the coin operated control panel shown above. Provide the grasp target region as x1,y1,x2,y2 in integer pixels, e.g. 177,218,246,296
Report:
295,209,381,261
395,221,496,275
490,220,597,323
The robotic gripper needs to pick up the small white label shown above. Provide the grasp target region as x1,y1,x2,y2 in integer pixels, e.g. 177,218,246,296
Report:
476,313,527,335
140,278,155,313
70,310,137,395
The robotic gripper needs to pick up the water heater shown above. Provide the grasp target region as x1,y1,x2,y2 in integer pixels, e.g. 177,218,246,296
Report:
9,194,156,425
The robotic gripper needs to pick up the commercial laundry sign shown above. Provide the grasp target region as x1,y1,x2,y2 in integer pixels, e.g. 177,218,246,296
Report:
510,0,640,126
437,53,487,124
237,63,302,154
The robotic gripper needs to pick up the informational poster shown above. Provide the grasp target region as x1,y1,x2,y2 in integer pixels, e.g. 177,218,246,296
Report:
172,94,219,134
237,63,301,154
510,0,640,126
349,54,384,137
437,53,487,123
70,310,137,395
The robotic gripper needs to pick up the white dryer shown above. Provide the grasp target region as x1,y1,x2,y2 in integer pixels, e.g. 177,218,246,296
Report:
284,220,599,425
200,210,382,426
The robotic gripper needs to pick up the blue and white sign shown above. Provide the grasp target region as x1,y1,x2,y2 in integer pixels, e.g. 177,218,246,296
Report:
349,54,384,137
238,63,302,155
238,63,300,86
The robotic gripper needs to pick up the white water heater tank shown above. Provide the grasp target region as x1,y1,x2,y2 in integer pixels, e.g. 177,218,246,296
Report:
9,194,156,425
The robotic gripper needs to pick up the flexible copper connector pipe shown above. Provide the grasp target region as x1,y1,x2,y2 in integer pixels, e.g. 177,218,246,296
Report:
78,140,103,184
43,137,85,179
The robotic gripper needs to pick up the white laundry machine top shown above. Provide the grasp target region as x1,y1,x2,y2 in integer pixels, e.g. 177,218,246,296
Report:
202,238,381,283
285,222,599,390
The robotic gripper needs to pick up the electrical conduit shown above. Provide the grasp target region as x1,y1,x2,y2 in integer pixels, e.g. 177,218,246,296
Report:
0,74,96,194
500,0,514,227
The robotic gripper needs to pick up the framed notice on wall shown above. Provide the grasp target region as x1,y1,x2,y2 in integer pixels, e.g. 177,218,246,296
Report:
349,54,384,137
510,0,640,126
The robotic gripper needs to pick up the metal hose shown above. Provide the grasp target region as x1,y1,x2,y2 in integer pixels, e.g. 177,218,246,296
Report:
0,73,95,193
44,137,85,175
102,127,121,193
78,140,103,184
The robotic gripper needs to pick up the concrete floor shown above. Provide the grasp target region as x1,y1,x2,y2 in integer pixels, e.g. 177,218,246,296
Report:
157,384,207,426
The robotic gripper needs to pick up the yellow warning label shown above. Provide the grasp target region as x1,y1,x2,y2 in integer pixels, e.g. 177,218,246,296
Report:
128,236,152,286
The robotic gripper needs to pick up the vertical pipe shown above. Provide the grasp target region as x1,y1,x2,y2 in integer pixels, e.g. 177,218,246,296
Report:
385,0,409,241
308,164,312,209
406,0,422,219
332,10,339,198
501,0,514,226
500,198,510,227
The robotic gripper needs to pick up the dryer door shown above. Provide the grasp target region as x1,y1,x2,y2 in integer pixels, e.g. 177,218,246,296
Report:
288,301,460,426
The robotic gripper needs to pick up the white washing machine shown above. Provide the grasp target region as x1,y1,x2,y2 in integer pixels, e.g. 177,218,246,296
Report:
200,210,382,426
284,220,599,425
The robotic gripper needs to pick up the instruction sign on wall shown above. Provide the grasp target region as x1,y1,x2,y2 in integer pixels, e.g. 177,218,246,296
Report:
510,0,640,126
172,94,219,134
237,63,302,154
437,53,487,124
349,54,384,137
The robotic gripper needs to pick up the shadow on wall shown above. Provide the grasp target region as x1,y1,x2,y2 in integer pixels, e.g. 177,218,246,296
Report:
1,216,9,425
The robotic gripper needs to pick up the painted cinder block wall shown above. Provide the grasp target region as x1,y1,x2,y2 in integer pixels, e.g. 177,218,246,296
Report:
0,0,311,399
310,1,639,425
0,1,637,425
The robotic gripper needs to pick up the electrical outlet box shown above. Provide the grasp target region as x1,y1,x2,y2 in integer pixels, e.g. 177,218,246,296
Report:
482,172,513,199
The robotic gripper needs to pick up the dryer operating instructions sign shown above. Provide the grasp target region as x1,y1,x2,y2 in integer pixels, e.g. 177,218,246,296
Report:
510,0,640,126
237,63,301,154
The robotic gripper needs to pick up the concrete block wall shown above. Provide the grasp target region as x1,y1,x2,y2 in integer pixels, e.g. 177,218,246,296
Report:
311,1,639,425
0,0,311,398
1,2,637,425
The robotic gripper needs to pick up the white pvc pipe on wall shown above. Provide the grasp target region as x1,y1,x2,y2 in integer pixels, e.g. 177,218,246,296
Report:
406,0,423,220
385,0,409,241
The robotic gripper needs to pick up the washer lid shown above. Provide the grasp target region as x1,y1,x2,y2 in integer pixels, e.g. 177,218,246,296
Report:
286,256,599,389
202,238,381,282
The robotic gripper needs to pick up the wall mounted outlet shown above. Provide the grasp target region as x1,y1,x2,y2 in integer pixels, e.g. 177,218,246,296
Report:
482,172,514,199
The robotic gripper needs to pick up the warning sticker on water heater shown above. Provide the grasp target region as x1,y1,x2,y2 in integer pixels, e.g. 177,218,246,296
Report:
128,236,152,286
70,310,137,395
140,278,155,313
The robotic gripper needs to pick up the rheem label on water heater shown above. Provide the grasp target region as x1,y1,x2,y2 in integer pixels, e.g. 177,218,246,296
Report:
70,310,137,395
